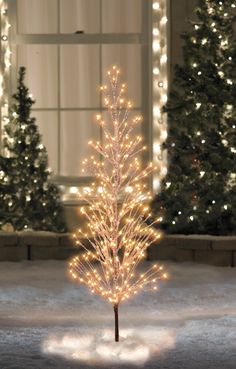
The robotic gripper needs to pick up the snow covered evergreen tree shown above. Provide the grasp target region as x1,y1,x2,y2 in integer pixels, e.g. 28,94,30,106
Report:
152,0,236,235
3,67,66,232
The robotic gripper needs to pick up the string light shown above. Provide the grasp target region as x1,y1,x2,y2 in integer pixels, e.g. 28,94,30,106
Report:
69,67,167,341
69,187,78,195
200,171,205,178
0,0,11,146
152,0,168,191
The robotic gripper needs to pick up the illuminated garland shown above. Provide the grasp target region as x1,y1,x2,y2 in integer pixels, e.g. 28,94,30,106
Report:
152,0,168,192
0,0,11,146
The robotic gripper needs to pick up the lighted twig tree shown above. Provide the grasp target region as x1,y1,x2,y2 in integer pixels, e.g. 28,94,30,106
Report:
69,66,167,342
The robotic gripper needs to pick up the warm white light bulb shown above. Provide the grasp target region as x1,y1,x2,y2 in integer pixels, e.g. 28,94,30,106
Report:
153,28,159,36
153,41,160,52
153,67,160,75
153,2,160,10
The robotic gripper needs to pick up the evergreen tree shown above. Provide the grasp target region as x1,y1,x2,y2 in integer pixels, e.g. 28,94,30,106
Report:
152,0,236,235
3,67,67,232
0,156,17,229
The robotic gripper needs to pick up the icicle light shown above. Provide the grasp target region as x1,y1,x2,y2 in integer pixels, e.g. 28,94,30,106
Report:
152,0,169,191
0,0,11,144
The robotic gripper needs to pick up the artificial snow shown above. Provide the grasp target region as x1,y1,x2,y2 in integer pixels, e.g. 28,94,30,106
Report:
0,260,235,369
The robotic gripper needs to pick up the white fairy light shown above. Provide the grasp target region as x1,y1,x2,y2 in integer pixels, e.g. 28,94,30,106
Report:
153,67,160,75
153,2,160,10
160,54,168,63
160,166,168,176
153,105,161,117
153,142,161,154
153,28,159,36
153,41,161,52
160,130,168,140
69,187,78,195
161,94,168,104
161,16,168,25
125,186,133,193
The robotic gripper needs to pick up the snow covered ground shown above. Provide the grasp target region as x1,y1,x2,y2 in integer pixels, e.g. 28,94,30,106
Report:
0,260,235,369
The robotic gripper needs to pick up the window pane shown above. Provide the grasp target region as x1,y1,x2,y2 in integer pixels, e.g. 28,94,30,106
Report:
34,111,59,175
17,45,58,109
60,0,100,34
102,45,141,107
60,45,100,108
60,111,100,176
17,0,58,34
102,0,141,33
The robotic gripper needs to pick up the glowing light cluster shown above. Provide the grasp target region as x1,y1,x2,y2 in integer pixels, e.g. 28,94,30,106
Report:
152,0,168,191
0,0,11,143
69,67,167,335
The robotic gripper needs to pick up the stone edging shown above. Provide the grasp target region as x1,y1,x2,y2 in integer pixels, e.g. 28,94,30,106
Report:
0,231,76,261
1,232,236,266
148,235,236,267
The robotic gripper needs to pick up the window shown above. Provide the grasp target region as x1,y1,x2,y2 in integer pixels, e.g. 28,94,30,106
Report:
6,0,153,202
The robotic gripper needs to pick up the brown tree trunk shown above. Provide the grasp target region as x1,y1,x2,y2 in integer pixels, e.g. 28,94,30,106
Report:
114,304,119,342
